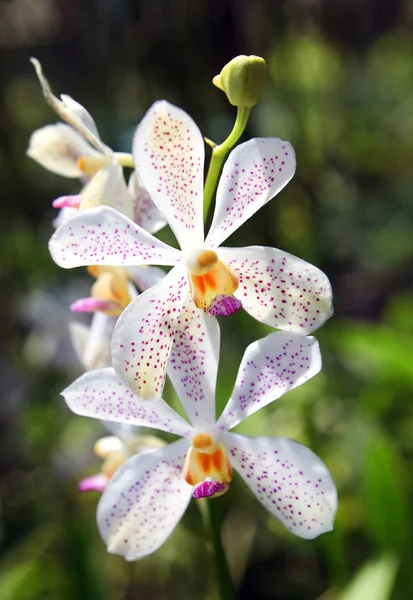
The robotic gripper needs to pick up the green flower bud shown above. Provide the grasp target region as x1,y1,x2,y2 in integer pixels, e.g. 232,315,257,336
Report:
213,55,266,107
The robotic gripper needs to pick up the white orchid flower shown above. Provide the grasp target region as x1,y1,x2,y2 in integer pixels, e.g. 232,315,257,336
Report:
69,265,166,370
62,329,337,560
28,58,166,233
79,430,166,493
49,101,333,400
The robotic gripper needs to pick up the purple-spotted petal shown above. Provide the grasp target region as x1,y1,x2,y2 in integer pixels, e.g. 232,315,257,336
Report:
49,205,181,269
225,432,337,539
218,246,333,334
111,267,188,401
79,473,109,492
205,138,296,248
97,438,192,560
128,170,167,234
27,123,99,178
208,295,242,316
168,295,220,427
133,101,204,251
217,331,321,431
62,367,193,438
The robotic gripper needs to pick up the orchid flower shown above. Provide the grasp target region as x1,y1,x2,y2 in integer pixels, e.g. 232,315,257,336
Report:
62,328,337,560
49,101,333,400
27,58,166,233
79,428,165,493
70,265,166,370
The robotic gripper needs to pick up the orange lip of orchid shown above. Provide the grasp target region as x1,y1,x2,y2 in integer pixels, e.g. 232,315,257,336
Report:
185,249,239,313
183,432,232,499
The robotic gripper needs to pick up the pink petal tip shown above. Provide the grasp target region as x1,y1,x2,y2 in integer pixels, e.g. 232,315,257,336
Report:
192,479,229,499
208,295,242,317
70,297,117,313
52,194,81,209
78,473,108,493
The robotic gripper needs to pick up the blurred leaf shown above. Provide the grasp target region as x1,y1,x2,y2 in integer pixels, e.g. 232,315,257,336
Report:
361,431,410,554
339,554,398,600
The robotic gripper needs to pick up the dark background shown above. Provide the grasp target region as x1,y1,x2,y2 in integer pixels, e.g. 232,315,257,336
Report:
1,0,413,598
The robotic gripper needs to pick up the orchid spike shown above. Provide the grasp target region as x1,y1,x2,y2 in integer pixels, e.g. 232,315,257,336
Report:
62,330,337,560
49,100,333,401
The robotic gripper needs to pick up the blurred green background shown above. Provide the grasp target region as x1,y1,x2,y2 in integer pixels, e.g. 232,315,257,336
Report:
1,0,413,598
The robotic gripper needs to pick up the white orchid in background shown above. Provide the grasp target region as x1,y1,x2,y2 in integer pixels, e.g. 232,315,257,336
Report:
79,425,165,493
70,265,166,371
62,327,337,559
49,100,333,401
27,58,166,233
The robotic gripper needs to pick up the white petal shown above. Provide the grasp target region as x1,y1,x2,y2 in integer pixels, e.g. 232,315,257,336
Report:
60,94,100,139
205,138,296,248
62,367,193,438
27,123,98,178
126,265,166,293
49,206,181,269
133,101,204,251
217,331,321,431
168,295,220,428
53,207,78,228
128,170,168,234
218,245,333,334
225,432,337,539
80,163,134,220
111,267,188,400
77,312,115,371
97,438,192,560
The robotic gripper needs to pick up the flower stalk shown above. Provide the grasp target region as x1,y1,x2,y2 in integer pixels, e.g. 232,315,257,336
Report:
202,498,236,600
203,105,250,222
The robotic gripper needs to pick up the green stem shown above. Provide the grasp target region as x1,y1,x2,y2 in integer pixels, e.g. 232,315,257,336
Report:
203,105,251,223
202,499,236,600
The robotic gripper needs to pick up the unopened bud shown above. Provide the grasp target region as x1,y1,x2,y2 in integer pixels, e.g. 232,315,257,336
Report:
213,55,266,107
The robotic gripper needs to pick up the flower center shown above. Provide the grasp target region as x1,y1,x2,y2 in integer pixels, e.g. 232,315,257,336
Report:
184,248,239,313
183,432,232,499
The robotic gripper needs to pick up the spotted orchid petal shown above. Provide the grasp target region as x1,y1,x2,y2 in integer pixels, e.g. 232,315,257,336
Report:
80,163,134,220
205,138,296,249
49,206,181,269
133,101,205,251
62,367,193,438
225,432,337,539
27,123,99,178
97,438,192,560
111,267,188,401
128,170,167,235
217,331,321,431
218,246,333,334
168,295,220,427
60,94,100,139
126,266,166,294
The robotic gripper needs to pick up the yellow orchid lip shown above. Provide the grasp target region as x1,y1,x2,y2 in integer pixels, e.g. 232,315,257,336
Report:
183,432,232,499
185,249,239,312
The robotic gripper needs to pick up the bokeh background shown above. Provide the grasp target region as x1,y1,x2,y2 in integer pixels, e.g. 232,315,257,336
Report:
1,0,412,598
